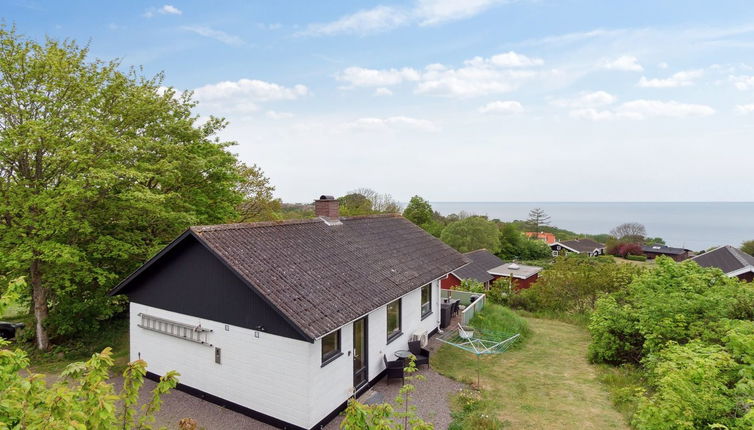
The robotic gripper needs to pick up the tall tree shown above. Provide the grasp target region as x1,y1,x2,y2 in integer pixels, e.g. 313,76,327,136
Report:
526,208,551,232
403,196,433,226
0,27,244,349
610,222,647,241
440,216,501,253
741,240,754,257
235,163,281,222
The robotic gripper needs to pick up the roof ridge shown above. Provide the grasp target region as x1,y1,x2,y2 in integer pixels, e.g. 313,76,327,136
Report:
727,245,754,267
191,217,322,232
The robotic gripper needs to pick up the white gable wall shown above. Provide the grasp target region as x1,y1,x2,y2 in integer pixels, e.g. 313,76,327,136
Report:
130,279,441,429
129,302,312,428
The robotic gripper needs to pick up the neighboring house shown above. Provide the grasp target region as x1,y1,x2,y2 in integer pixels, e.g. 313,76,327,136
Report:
109,196,468,430
550,239,605,257
641,244,691,261
487,262,543,290
690,245,754,282
440,249,503,289
524,231,557,244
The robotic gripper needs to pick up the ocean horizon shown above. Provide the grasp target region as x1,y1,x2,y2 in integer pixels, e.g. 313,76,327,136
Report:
429,202,754,251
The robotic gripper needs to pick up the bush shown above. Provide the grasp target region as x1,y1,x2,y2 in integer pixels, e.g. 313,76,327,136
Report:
469,304,530,345
625,254,647,262
448,389,506,430
513,255,641,314
0,340,181,428
607,240,643,258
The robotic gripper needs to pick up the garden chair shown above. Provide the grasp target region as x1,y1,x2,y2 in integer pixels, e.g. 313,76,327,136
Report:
408,340,430,368
383,354,404,385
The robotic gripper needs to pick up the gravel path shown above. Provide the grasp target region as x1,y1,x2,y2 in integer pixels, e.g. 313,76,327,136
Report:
134,338,463,430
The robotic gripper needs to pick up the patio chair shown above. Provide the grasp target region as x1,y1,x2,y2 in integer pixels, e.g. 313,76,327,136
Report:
383,354,404,385
408,340,430,368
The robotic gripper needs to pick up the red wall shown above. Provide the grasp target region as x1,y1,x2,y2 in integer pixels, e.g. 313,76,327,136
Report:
441,273,462,290
490,274,538,291
738,271,754,283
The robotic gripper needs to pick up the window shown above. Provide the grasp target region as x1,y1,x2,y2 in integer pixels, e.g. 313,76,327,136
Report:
321,330,341,366
420,284,432,319
386,299,402,343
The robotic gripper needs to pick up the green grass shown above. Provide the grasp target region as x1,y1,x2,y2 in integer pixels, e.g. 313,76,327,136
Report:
434,311,629,430
595,364,645,423
514,309,592,328
468,303,532,347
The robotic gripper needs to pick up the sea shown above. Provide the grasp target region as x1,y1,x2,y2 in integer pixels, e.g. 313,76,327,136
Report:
430,202,754,251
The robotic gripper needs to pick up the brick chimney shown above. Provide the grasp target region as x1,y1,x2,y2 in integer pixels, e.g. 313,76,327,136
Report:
314,195,339,219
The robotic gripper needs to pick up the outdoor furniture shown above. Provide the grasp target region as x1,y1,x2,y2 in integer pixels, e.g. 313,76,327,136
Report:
440,303,452,328
394,349,412,359
450,299,460,316
408,340,430,368
383,354,404,385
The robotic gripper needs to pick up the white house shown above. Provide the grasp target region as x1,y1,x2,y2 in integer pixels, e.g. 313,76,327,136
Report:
110,196,468,430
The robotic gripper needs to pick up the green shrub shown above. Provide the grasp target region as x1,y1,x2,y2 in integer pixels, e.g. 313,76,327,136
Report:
448,389,506,430
625,254,647,262
469,304,530,345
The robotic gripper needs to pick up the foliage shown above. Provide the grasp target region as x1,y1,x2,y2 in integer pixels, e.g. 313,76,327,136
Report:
441,217,501,254
606,239,643,258
402,195,446,237
741,240,754,257
469,304,530,345
338,193,373,216
595,364,645,421
457,279,485,294
0,339,181,429
525,208,550,232
514,255,640,314
0,27,245,349
589,258,754,428
235,163,281,222
610,223,647,241
486,277,514,305
340,356,432,429
497,224,552,260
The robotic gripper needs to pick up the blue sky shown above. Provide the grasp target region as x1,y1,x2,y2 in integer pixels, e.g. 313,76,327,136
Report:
6,0,754,202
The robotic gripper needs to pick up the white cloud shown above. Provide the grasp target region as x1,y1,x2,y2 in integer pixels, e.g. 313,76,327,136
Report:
415,0,511,26
658,62,669,69
600,55,644,71
266,111,294,120
637,70,703,88
302,0,512,36
301,6,410,36
336,67,420,87
182,26,244,46
478,100,524,114
552,90,616,108
374,87,394,96
617,100,715,119
337,51,546,97
347,116,440,132
730,75,754,90
144,4,182,18
735,104,754,114
570,100,715,120
192,79,308,114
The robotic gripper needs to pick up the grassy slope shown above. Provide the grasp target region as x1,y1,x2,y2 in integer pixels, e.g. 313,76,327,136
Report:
434,316,629,430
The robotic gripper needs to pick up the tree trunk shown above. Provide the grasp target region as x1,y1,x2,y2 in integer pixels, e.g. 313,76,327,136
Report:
30,258,50,351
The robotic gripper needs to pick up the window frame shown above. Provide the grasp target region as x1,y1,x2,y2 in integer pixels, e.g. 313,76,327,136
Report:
386,299,402,344
420,283,432,320
320,329,342,367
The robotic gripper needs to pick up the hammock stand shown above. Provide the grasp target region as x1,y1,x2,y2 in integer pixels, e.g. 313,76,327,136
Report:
436,323,520,387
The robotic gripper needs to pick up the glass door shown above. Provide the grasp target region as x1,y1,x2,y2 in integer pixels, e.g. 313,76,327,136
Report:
353,317,368,389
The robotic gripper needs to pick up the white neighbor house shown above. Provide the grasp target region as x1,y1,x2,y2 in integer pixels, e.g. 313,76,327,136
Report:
110,196,469,430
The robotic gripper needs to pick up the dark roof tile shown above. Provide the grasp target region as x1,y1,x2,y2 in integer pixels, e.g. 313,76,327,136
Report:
453,249,504,283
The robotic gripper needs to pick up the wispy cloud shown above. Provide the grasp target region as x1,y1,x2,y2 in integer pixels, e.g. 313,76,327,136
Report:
599,55,644,71
347,116,440,132
478,100,524,114
735,104,754,114
637,70,703,88
570,99,715,120
192,78,308,114
182,25,244,46
144,4,182,18
551,91,617,108
729,74,754,90
301,0,516,36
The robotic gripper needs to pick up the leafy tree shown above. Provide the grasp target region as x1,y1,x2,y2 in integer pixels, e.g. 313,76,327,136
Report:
525,208,550,232
457,278,485,293
515,255,640,313
338,192,373,216
741,240,754,257
440,217,501,254
0,340,182,428
403,196,433,226
498,223,551,260
236,163,281,222
610,222,647,242
0,27,244,349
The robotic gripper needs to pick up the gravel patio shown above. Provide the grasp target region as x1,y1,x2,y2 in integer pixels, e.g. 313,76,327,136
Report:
141,338,464,430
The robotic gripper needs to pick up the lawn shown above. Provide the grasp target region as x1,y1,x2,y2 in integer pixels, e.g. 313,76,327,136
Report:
433,309,629,430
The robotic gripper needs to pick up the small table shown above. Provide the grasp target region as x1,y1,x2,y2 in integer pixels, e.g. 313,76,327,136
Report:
394,350,412,359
